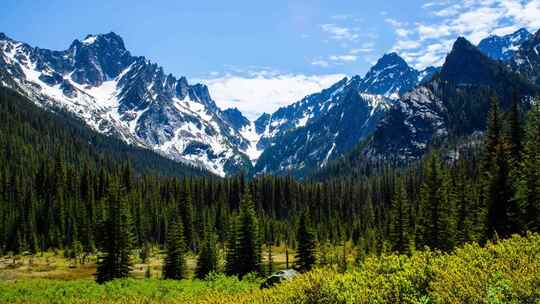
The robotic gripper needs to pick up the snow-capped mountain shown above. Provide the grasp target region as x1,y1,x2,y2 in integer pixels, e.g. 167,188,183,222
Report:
509,29,540,86
478,28,532,61
363,37,539,161
0,32,252,176
253,79,393,176
250,52,425,176
357,52,420,97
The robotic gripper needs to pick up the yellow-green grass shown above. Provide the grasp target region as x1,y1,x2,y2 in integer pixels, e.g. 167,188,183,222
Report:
1,234,538,303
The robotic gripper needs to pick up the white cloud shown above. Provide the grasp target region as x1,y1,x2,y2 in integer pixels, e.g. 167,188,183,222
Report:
320,24,360,42
329,54,358,62
203,74,346,120
311,60,330,67
387,0,540,69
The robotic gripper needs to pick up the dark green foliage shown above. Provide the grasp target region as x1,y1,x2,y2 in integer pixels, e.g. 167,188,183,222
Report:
295,211,317,272
389,179,413,254
418,153,455,251
515,104,540,232
483,97,513,239
225,217,239,276
235,187,261,277
162,219,186,280
195,231,218,279
95,178,134,284
0,85,539,280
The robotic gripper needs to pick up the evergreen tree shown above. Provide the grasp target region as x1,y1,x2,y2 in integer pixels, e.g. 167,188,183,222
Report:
389,179,413,254
483,97,513,239
419,153,455,250
235,187,261,277
162,219,186,280
295,211,317,272
95,178,134,284
195,231,218,279
515,103,540,232
180,179,195,252
225,217,238,276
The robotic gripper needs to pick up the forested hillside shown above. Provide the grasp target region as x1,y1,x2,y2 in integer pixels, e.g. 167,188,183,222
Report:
1,83,538,268
0,87,207,177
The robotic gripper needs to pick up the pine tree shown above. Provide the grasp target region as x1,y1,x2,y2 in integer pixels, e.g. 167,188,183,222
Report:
180,180,195,252
195,230,218,279
389,179,413,254
225,217,238,276
95,178,134,284
418,153,455,251
162,219,186,280
235,187,261,277
295,211,316,272
483,97,513,239
515,103,540,232
454,160,475,244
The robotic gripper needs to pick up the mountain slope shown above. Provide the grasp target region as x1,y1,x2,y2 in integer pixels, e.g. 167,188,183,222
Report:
0,32,252,176
251,52,431,176
510,29,540,86
362,37,539,161
478,28,532,61
0,86,208,177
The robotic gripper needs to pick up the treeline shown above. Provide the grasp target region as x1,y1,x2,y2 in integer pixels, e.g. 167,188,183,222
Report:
0,87,539,282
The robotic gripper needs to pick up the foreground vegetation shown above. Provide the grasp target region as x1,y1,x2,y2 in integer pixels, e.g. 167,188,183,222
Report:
1,234,538,303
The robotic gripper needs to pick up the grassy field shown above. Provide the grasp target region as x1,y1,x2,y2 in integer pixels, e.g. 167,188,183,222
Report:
1,234,539,303
0,244,301,281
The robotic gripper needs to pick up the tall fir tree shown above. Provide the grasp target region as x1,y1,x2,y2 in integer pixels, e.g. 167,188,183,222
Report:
235,186,261,277
418,153,455,251
95,178,134,284
295,211,317,272
195,229,218,279
515,103,540,232
162,219,186,280
389,179,413,254
483,97,513,239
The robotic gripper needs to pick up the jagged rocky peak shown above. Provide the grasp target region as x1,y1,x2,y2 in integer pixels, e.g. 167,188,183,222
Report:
359,52,419,97
509,28,540,86
478,28,532,61
223,108,250,130
0,32,254,176
440,37,502,85
68,32,134,86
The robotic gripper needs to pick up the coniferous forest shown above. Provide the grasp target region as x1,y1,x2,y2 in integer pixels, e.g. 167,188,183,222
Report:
1,81,539,288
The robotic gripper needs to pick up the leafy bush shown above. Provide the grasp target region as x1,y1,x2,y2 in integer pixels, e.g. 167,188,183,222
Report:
1,234,538,303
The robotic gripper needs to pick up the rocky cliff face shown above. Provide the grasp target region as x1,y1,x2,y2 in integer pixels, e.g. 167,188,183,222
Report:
0,32,252,176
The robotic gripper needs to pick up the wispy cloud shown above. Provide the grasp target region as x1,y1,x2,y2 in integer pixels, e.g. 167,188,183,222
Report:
320,24,360,42
311,59,330,67
388,0,540,69
202,73,346,119
329,54,358,62
314,16,378,68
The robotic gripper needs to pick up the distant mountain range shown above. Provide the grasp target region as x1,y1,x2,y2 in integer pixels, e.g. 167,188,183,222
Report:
1,28,539,177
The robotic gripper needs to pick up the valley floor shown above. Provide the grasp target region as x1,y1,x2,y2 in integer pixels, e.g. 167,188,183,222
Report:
0,234,538,304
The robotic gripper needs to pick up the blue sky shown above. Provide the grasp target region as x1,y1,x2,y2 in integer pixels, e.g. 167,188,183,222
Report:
3,0,540,119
